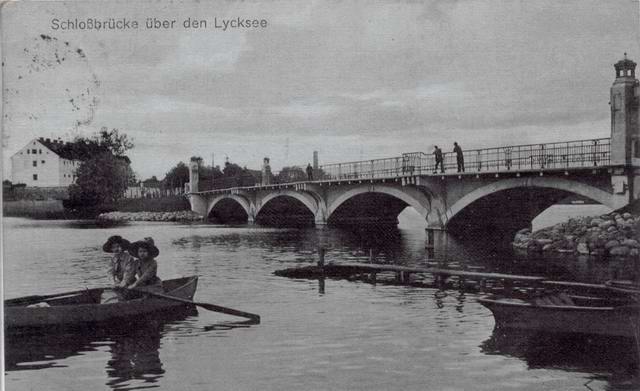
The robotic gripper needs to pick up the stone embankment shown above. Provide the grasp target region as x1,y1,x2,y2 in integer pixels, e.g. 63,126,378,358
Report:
513,212,640,258
97,210,203,222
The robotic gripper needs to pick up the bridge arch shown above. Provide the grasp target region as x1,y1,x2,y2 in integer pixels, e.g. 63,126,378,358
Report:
254,190,322,226
445,176,613,224
207,194,252,223
256,190,319,217
327,184,431,225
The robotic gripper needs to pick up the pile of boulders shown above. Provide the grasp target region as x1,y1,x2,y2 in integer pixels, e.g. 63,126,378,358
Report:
97,210,203,222
513,212,640,258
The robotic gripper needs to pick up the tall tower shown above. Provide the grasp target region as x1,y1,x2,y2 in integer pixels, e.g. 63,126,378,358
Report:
189,157,200,193
610,53,639,166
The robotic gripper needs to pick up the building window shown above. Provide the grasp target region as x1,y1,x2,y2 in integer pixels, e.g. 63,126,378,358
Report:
32,160,37,167
27,150,30,154
39,149,42,154
31,149,37,154
33,174,38,181
41,160,45,164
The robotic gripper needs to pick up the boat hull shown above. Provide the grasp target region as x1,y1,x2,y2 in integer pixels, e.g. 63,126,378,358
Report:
479,297,640,338
5,276,198,331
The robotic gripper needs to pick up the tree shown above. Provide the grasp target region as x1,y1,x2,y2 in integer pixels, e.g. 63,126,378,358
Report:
143,176,160,187
163,161,190,189
67,152,130,209
277,166,306,183
223,161,243,177
65,129,134,214
126,166,138,186
95,127,133,157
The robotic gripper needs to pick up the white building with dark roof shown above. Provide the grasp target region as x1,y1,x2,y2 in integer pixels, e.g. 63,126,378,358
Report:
10,138,81,187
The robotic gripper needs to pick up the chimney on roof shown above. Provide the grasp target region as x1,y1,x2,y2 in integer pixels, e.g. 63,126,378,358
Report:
38,137,44,142
46,138,51,143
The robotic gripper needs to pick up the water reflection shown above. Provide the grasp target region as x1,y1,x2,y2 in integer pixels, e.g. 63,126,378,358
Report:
105,324,165,390
481,328,640,390
6,309,197,390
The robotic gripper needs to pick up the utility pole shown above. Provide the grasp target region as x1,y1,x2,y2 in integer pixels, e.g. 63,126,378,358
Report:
285,137,290,163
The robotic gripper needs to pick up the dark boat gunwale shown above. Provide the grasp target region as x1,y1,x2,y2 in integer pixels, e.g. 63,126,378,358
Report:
477,297,635,312
5,275,197,308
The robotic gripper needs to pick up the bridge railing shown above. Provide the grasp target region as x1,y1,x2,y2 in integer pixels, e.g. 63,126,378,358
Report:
193,138,611,191
318,138,611,181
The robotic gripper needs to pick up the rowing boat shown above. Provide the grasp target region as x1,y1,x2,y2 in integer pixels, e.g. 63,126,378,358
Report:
478,291,640,338
4,276,198,331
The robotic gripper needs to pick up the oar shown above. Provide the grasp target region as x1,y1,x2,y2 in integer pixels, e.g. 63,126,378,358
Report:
126,288,261,323
5,288,91,305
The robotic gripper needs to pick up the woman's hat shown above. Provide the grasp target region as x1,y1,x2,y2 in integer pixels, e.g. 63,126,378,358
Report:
102,235,131,253
129,237,160,258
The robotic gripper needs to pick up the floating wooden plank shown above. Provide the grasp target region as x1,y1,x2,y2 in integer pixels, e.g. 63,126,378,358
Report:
541,280,609,290
337,263,545,281
274,262,545,282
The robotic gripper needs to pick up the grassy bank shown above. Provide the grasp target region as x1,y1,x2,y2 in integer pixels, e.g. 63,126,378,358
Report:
3,200,69,219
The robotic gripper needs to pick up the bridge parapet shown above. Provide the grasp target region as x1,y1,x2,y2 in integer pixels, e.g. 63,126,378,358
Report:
318,138,611,181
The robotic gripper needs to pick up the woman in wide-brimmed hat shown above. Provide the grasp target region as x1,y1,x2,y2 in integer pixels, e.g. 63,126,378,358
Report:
127,237,163,292
103,235,136,287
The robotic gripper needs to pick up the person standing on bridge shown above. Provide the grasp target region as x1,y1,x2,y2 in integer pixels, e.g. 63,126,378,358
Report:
306,163,313,181
433,146,444,173
453,142,464,172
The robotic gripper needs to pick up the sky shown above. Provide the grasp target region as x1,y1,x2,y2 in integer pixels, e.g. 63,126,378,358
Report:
2,0,639,180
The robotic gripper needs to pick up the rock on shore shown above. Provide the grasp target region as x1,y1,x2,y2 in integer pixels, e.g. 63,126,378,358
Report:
97,210,203,222
513,212,640,258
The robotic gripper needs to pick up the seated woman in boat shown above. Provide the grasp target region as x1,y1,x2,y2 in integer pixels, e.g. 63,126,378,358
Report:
127,237,163,293
103,235,137,287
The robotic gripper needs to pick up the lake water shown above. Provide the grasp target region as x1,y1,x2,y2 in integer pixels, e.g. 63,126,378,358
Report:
4,207,640,391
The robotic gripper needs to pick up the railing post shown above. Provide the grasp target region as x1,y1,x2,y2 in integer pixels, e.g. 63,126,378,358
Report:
371,160,374,179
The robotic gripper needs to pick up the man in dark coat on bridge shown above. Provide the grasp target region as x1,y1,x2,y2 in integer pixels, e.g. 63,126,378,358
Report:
433,146,444,173
453,142,464,172
306,163,313,181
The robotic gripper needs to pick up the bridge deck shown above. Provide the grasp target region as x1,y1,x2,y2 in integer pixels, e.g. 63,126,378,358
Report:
191,163,617,195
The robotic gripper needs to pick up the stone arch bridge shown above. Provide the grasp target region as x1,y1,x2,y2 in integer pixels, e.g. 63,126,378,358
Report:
189,138,640,238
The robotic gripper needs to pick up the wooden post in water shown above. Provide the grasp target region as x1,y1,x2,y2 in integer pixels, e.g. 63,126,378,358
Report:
425,229,435,260
318,247,326,268
318,247,326,294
